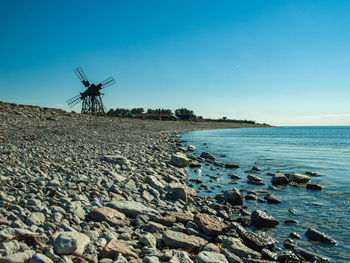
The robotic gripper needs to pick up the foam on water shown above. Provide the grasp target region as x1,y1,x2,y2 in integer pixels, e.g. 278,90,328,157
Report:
182,126,350,262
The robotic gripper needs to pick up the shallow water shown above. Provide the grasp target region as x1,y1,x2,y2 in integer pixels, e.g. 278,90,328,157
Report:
181,126,350,262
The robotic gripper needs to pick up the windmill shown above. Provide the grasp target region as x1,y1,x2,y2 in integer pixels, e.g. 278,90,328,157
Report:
67,66,116,114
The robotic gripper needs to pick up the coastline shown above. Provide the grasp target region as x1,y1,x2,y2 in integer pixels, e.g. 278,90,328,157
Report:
0,101,306,262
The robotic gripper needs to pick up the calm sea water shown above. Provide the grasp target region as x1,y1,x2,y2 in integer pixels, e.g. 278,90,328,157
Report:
181,126,350,262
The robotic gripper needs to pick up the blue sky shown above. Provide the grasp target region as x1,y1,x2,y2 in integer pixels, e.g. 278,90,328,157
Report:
1,0,350,125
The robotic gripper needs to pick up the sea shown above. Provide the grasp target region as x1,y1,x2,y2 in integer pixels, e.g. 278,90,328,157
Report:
181,126,350,262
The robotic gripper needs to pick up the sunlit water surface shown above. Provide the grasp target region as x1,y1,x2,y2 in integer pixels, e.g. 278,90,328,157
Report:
181,126,350,262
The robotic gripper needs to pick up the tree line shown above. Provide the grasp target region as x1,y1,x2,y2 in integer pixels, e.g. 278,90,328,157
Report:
107,107,196,117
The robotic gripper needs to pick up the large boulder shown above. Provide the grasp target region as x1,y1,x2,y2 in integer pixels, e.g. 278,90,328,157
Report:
107,200,160,218
222,237,260,259
238,231,277,251
251,210,279,228
162,230,208,249
305,229,337,244
286,173,311,184
271,173,288,185
194,213,228,236
53,232,90,256
170,153,189,168
224,188,243,206
88,206,130,226
195,251,229,263
100,239,138,260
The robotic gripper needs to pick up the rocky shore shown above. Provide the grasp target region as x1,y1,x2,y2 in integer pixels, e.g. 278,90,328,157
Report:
0,102,332,263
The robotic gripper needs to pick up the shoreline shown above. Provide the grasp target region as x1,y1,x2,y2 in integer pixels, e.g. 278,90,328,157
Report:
0,101,318,263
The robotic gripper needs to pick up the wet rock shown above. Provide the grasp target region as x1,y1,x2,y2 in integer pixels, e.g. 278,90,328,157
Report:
306,183,324,190
284,220,298,225
200,152,215,160
261,248,278,261
99,239,138,260
222,237,260,259
305,228,337,244
188,145,196,151
163,230,208,249
195,251,229,263
276,251,300,263
229,174,241,180
238,231,277,251
264,194,284,204
225,164,240,169
223,188,243,206
289,232,301,239
53,232,90,256
107,200,160,218
271,173,288,186
247,174,262,182
286,173,311,184
251,210,279,228
305,171,321,176
252,166,261,171
189,160,202,168
194,213,228,236
170,153,189,168
293,247,329,262
88,206,130,226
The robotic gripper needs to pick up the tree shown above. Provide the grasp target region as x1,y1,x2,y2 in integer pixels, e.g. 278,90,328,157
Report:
131,108,144,115
223,116,227,120
175,108,194,117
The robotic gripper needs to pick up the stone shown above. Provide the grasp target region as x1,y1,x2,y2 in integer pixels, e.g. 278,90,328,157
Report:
29,254,54,263
222,237,260,259
53,232,90,256
100,239,138,260
88,206,130,226
0,252,32,263
169,251,194,263
200,152,215,160
162,230,208,249
305,171,321,176
305,228,337,244
143,221,167,233
140,233,157,247
170,153,189,168
107,200,160,218
306,183,324,190
223,188,243,206
238,231,277,251
286,173,311,184
195,251,229,263
225,164,240,169
169,185,188,202
202,243,220,253
163,211,194,223
188,145,196,151
153,215,176,227
221,248,243,263
143,256,160,263
102,155,130,166
189,161,202,168
265,194,284,204
271,173,288,185
194,213,228,236
293,247,329,262
247,175,262,182
251,210,279,228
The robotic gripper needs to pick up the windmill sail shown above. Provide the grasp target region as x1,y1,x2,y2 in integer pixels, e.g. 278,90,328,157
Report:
74,66,90,87
67,94,82,107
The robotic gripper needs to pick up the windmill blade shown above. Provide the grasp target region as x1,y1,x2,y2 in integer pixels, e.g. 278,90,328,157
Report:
100,77,116,89
66,94,82,107
74,66,90,87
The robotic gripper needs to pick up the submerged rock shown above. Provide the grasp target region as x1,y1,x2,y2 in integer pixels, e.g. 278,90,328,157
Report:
223,188,243,206
271,173,289,186
306,183,324,190
286,173,311,184
305,228,337,244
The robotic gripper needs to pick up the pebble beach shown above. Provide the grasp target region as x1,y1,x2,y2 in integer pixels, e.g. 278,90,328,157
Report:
0,101,333,263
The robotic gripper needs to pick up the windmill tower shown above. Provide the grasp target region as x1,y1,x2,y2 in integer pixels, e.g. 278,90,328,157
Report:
67,66,116,114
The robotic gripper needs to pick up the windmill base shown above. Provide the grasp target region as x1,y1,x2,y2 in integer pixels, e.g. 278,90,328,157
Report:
81,95,105,114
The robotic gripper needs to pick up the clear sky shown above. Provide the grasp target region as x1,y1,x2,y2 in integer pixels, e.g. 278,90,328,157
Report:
1,0,349,126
